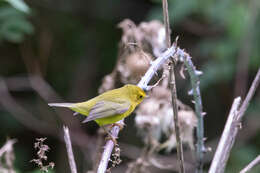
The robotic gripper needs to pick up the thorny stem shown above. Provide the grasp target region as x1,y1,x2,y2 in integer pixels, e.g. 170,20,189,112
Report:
162,0,185,172
181,52,205,173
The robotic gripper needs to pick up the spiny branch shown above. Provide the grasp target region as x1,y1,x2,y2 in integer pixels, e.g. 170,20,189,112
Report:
181,52,205,173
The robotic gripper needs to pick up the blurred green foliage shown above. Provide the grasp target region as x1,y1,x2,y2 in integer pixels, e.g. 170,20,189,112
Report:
0,0,33,43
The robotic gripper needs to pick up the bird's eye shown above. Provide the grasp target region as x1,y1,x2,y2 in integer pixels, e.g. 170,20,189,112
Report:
139,95,143,99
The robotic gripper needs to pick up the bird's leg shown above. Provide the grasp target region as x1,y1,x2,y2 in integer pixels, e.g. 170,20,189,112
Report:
102,126,118,145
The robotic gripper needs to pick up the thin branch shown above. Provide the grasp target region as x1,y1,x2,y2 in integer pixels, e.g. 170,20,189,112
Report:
97,121,122,173
208,97,242,173
162,0,185,172
162,0,171,48
209,68,260,173
237,68,260,121
138,45,177,89
169,64,185,173
240,155,260,173
63,126,78,173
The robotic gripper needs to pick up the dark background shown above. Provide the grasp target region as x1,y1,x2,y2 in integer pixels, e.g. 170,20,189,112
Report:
0,0,259,172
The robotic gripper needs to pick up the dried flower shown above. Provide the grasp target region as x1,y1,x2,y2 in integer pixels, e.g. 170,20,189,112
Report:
99,19,166,93
31,138,55,172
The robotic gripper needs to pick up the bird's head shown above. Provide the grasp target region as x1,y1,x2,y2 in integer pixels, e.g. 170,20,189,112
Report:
125,84,146,105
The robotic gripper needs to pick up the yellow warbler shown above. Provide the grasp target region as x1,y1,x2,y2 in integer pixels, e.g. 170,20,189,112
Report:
48,84,146,126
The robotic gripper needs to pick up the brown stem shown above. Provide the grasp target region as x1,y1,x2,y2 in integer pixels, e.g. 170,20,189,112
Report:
162,0,185,172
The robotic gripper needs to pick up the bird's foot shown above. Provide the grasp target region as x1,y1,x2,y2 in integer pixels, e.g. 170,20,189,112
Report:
110,122,125,131
102,126,118,145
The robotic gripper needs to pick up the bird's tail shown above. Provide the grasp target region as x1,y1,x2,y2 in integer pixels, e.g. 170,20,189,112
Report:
48,103,75,108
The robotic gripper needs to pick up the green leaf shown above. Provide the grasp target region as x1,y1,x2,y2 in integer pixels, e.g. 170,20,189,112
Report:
0,16,34,42
0,6,34,43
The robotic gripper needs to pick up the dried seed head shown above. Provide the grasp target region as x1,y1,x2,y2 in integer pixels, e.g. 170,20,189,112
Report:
31,138,54,172
160,110,198,151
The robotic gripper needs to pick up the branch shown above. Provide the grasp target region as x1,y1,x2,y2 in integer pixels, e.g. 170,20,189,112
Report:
237,68,260,121
63,126,78,173
162,0,185,172
209,68,260,173
179,49,205,172
240,155,260,173
208,97,241,173
97,120,122,173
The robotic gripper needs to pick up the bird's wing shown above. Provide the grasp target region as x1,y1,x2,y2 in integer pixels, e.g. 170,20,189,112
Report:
82,99,131,123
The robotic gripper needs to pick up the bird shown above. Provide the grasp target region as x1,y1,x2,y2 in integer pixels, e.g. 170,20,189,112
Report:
48,84,146,142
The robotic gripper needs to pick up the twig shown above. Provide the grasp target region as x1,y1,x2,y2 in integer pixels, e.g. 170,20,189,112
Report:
162,0,171,48
97,120,122,173
63,126,78,173
240,155,260,173
209,68,260,173
237,68,260,121
179,50,205,173
162,0,185,172
138,45,177,90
